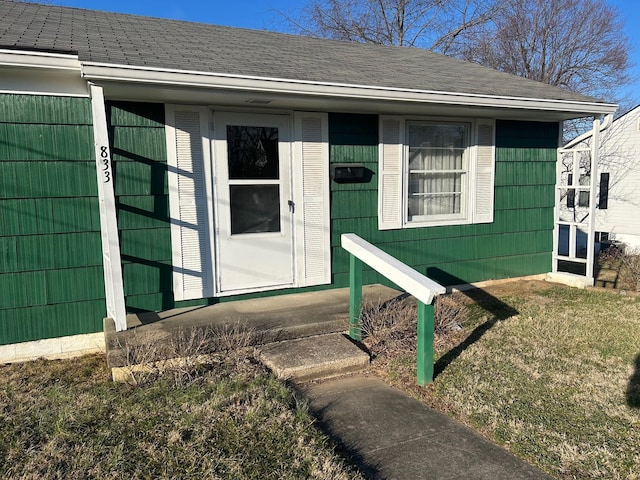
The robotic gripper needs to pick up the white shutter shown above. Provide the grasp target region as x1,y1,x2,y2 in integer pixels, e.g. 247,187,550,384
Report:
165,105,214,301
472,119,496,224
378,116,404,230
293,112,330,287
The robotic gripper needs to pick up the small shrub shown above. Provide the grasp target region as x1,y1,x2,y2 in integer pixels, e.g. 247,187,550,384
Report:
210,321,261,353
359,293,468,361
114,322,258,386
360,296,417,358
434,293,467,334
620,249,640,291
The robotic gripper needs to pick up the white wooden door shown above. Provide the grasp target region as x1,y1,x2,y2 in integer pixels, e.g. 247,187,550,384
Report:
213,112,294,293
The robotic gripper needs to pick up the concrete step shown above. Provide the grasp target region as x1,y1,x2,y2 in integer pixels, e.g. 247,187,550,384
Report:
106,284,401,370
258,333,370,382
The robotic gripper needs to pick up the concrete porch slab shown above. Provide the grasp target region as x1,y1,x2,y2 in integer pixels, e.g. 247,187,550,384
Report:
105,284,400,369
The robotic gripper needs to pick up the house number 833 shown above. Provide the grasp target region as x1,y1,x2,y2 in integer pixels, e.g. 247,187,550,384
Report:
100,146,111,183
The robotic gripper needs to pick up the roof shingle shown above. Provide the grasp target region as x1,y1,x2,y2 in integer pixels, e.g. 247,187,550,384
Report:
0,0,605,104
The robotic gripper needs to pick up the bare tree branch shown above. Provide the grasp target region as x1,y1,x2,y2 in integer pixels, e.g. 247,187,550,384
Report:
280,0,632,138
456,0,631,103
282,0,499,52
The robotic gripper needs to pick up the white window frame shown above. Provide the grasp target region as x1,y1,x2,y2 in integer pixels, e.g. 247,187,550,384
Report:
404,120,471,226
378,115,495,230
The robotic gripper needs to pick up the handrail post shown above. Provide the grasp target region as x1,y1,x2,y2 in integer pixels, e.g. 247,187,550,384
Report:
349,253,363,341
341,233,446,385
416,300,435,385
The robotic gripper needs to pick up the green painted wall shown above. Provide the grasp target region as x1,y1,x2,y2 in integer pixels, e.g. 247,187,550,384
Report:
107,102,174,313
0,94,105,345
0,98,559,346
328,114,558,287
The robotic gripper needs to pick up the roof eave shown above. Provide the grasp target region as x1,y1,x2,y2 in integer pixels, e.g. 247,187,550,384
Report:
0,49,81,71
81,62,617,117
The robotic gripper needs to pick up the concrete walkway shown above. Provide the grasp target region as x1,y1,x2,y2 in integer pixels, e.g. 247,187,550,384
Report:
298,375,553,480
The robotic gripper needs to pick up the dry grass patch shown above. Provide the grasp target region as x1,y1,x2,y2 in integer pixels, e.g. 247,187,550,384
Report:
366,281,640,480
111,323,260,385
0,351,363,479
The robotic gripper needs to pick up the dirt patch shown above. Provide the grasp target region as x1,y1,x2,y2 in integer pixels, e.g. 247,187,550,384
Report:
472,279,551,298
596,249,640,291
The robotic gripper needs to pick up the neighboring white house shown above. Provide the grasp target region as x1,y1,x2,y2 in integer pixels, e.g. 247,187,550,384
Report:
563,106,640,253
595,106,640,250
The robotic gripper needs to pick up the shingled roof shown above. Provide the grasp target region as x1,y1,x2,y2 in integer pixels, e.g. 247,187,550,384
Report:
0,0,609,106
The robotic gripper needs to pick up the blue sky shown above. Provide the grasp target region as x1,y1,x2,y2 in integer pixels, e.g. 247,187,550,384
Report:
47,0,640,108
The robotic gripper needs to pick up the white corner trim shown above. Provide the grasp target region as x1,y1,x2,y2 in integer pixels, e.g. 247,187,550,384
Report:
80,62,618,116
90,83,128,331
0,49,81,70
0,333,106,364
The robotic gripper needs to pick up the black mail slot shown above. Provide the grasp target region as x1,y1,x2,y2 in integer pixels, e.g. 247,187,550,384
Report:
331,163,367,183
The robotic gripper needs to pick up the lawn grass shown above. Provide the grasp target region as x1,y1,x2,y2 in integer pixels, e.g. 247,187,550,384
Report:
0,351,363,479
367,281,640,480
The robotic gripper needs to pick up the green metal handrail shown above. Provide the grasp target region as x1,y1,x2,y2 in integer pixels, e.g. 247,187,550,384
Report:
341,233,446,385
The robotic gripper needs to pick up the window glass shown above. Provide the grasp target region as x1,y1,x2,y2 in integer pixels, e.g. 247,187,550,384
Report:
229,185,281,234
578,174,590,207
407,123,468,222
227,126,279,179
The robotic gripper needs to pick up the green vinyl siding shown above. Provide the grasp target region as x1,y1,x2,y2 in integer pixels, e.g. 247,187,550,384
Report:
0,94,561,345
0,198,99,236
0,95,93,124
108,102,174,313
12,233,102,272
116,195,170,230
327,114,558,287
0,161,96,198
0,94,105,345
0,123,94,160
0,300,106,346
122,261,173,296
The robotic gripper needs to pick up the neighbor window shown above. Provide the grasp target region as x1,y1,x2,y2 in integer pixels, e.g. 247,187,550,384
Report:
406,122,469,223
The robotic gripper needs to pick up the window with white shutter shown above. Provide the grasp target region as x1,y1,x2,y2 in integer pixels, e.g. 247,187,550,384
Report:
378,117,495,229
378,116,404,230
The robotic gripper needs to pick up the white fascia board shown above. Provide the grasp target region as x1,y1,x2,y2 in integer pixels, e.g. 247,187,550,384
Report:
0,49,81,71
81,62,617,116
